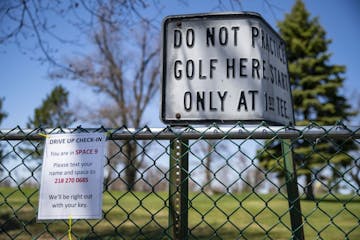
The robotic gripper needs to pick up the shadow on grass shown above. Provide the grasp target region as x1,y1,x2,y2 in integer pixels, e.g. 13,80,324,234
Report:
0,212,22,232
301,195,360,203
83,226,166,240
81,225,287,240
0,211,37,233
0,212,285,240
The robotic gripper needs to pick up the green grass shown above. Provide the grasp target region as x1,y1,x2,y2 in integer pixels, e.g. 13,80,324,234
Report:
1,187,359,239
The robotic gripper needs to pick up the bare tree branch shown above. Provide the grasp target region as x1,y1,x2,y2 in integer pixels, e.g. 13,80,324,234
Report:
0,0,154,69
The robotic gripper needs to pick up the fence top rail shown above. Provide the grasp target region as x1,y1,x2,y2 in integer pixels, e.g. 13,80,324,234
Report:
1,124,360,141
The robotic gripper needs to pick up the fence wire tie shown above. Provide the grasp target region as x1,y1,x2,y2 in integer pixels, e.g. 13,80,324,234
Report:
68,215,73,240
38,133,48,138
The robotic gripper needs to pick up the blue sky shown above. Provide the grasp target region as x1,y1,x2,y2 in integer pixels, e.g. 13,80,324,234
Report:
0,0,359,128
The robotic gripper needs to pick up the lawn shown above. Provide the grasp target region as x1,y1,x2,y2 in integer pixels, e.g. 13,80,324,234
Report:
0,187,359,239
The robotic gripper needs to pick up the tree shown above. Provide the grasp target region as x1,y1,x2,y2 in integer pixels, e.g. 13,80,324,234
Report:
198,140,216,194
0,98,6,123
23,85,75,162
1,0,161,190
27,85,75,128
258,0,355,200
0,97,8,173
49,3,160,190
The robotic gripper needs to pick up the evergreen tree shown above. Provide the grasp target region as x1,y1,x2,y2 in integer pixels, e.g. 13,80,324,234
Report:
27,85,75,128
24,85,75,161
258,0,355,200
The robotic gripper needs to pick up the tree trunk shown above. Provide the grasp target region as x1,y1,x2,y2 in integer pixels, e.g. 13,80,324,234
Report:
304,173,315,200
124,141,138,191
202,141,218,194
125,164,137,191
204,143,213,194
104,165,112,190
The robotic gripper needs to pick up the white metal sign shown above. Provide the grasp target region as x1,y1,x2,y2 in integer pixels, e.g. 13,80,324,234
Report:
38,133,106,220
161,12,294,125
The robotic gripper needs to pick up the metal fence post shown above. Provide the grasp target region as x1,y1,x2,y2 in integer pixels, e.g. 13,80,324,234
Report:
168,139,189,239
282,139,305,240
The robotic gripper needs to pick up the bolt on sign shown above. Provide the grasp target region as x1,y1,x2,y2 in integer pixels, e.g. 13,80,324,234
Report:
160,12,294,125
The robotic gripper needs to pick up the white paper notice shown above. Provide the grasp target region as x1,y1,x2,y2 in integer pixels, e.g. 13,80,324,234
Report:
38,132,106,220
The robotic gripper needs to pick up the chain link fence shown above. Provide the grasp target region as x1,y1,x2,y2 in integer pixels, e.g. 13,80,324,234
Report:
0,123,359,239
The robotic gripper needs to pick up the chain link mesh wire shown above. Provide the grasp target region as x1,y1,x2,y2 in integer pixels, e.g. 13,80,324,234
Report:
0,123,359,239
